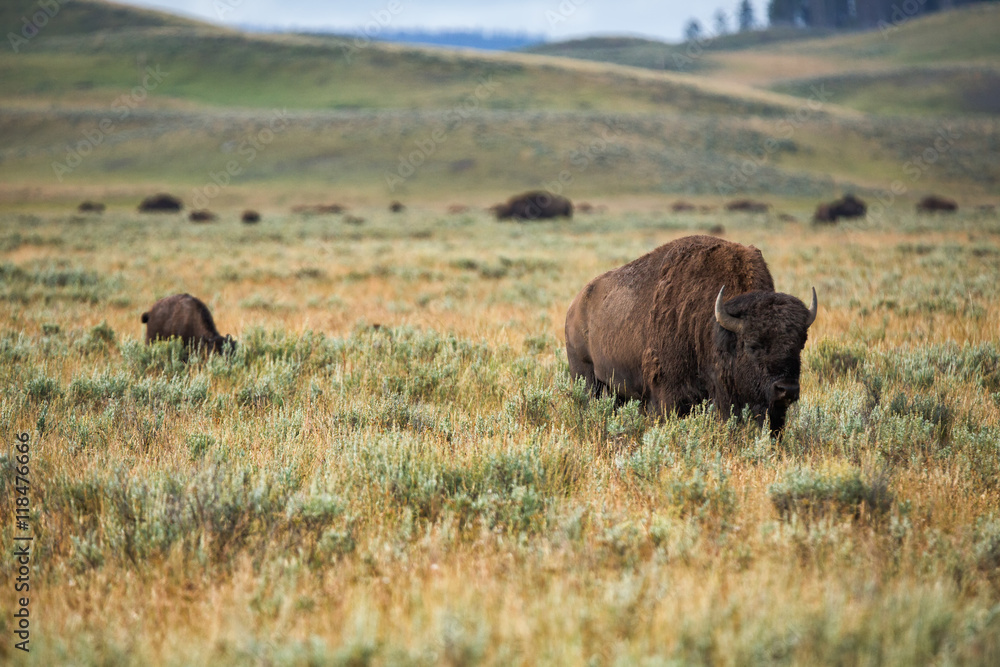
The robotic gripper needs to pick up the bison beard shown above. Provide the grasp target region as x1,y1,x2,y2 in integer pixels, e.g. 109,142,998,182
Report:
565,235,816,434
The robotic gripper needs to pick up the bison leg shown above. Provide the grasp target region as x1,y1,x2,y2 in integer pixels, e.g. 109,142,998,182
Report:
567,345,607,399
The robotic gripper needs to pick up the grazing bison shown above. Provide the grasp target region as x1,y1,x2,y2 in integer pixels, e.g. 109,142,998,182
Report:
671,201,697,213
141,294,235,354
389,201,405,213
292,204,345,215
138,193,183,213
917,195,958,213
725,199,770,214
565,235,817,434
78,201,105,213
241,209,261,224
493,191,573,221
188,209,217,223
813,194,866,224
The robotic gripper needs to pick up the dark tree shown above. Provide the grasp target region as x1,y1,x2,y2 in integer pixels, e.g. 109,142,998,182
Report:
684,18,704,41
714,9,730,34
738,0,756,30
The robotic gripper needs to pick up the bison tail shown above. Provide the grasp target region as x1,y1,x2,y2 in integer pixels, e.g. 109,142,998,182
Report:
141,312,149,323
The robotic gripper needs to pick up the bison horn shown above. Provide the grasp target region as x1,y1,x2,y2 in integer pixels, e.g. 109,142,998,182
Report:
714,286,744,334
806,286,818,328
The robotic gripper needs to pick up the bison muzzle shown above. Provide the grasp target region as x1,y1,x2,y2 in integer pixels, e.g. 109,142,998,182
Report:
565,235,816,434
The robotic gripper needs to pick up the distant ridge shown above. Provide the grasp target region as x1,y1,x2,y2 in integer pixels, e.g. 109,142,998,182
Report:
240,26,547,52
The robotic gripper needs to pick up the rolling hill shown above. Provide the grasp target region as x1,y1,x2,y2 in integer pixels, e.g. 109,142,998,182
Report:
528,4,1000,116
0,0,997,208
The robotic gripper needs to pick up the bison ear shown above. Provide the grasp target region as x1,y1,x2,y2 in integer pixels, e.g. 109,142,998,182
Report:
805,287,818,328
714,286,744,334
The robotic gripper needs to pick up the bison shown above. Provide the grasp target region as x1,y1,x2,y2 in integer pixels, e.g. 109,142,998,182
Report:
188,209,217,223
493,191,573,221
725,199,770,214
138,193,183,213
565,235,817,434
916,195,958,213
78,201,105,213
141,294,236,354
241,209,261,224
389,201,405,213
813,194,866,224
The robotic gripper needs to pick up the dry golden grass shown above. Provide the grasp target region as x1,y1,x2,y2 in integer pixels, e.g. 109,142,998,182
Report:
1,206,999,664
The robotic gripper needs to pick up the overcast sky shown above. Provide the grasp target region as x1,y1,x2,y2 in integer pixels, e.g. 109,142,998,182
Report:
117,1,770,42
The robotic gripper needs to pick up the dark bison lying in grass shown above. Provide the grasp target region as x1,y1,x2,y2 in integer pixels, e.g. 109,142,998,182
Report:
241,210,261,224
141,294,235,354
78,201,105,213
189,209,217,223
917,194,958,213
565,235,817,434
138,193,183,213
492,191,572,221
725,199,770,214
813,194,867,224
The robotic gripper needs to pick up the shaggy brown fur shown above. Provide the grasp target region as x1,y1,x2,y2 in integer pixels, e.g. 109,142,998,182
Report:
565,235,816,433
493,191,573,221
141,294,235,354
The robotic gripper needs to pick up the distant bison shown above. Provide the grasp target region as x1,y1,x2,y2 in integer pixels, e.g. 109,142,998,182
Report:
565,235,817,434
917,194,958,213
141,294,235,354
493,191,572,221
188,209,217,223
389,201,405,213
78,201,105,213
241,210,261,224
671,201,697,213
725,199,770,214
138,193,183,213
813,194,866,224
292,204,345,215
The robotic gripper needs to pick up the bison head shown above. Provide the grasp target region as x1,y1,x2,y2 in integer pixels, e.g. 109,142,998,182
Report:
713,286,817,434
208,334,237,355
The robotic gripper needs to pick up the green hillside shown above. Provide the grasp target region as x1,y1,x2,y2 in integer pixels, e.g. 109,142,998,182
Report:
0,0,998,206
523,27,838,73
1,0,205,39
526,4,1000,116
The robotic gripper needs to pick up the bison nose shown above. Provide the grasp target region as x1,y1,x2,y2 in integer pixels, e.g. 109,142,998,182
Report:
772,381,800,405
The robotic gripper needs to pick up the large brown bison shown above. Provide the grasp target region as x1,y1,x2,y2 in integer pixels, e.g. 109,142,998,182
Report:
141,294,235,354
565,235,817,434
493,191,573,221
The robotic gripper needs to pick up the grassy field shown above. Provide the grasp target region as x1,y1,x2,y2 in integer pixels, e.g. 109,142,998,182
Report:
2,1,1000,664
1,207,999,664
